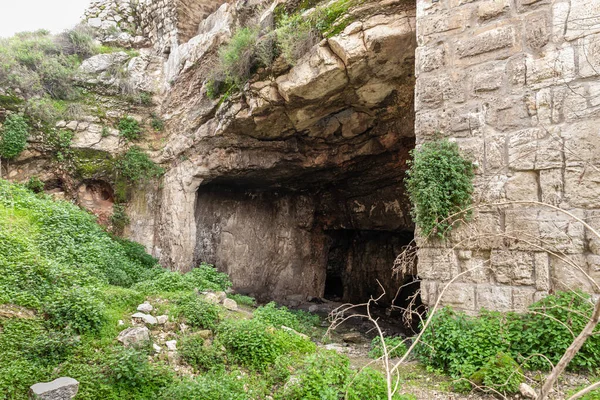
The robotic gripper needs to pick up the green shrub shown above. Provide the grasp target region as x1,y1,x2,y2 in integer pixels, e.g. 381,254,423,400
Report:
274,350,350,400
220,27,260,89
108,346,174,393
24,176,44,193
159,370,258,400
228,293,256,306
116,146,164,183
150,113,164,131
23,328,80,366
254,302,319,335
176,294,220,329
405,139,474,238
218,319,284,371
118,116,142,141
111,203,130,233
511,290,600,371
44,287,106,333
186,263,232,291
369,336,408,359
347,367,415,400
470,352,523,394
179,335,226,372
0,114,29,159
57,25,98,58
42,128,73,161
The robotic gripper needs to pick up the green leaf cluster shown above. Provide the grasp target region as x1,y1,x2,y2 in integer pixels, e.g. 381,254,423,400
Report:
118,116,142,141
416,291,600,394
405,139,474,238
0,114,29,159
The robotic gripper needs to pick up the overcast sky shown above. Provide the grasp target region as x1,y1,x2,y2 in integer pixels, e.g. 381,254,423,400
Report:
0,0,92,38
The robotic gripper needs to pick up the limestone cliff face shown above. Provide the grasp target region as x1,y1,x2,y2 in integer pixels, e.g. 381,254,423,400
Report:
5,0,417,304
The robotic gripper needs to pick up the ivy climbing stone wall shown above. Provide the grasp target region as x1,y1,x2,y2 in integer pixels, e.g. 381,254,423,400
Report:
415,0,600,312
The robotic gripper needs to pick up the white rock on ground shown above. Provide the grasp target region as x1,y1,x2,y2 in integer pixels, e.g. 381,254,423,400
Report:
223,298,238,311
152,343,162,354
137,303,153,313
519,383,537,399
29,377,79,400
203,292,220,304
166,340,177,351
216,291,227,302
132,312,158,325
117,326,150,347
156,315,168,324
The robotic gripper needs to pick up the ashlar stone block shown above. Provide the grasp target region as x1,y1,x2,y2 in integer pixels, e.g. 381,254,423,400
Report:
476,285,513,311
490,250,535,285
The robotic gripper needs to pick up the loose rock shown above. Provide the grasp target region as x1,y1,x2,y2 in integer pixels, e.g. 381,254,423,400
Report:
29,377,79,400
117,326,150,347
132,312,158,325
156,315,168,325
166,340,177,351
137,303,153,313
223,298,238,311
341,332,364,344
519,383,537,399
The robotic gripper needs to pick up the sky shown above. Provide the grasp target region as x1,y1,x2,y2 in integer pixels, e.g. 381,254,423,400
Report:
0,0,92,38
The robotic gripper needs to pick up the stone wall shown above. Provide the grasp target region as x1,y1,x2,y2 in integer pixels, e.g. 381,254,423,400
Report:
85,0,226,54
415,0,600,312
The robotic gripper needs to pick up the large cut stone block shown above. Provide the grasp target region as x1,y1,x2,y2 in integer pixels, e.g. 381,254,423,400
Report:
508,128,562,171
476,285,513,311
490,250,535,285
551,254,596,293
417,248,459,281
564,167,600,208
440,283,476,311
456,25,517,60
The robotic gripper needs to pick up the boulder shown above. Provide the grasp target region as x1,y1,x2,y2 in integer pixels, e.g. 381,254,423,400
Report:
519,383,537,399
203,292,220,304
132,312,158,325
223,298,238,311
341,332,364,344
117,326,150,347
156,315,168,325
137,303,153,313
29,377,79,400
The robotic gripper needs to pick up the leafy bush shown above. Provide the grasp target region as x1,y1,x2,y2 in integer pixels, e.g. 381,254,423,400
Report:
44,287,106,333
116,146,164,183
133,264,231,294
405,139,474,238
118,116,142,141
369,336,408,359
41,128,73,161
254,302,319,335
228,293,256,306
274,350,350,400
150,113,164,131
109,346,174,392
470,352,523,394
176,294,220,329
275,13,318,65
23,328,80,366
406,140,474,237
218,319,285,371
510,290,600,371
159,370,259,400
416,291,600,393
179,335,225,372
0,114,29,159
111,203,130,233
56,25,98,58
347,367,415,400
24,176,44,193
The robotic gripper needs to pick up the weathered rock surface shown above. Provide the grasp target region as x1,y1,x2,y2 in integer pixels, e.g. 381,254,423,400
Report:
117,326,150,346
137,303,153,313
29,377,79,400
132,312,158,325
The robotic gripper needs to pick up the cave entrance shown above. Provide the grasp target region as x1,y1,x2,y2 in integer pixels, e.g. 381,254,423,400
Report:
323,230,415,306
